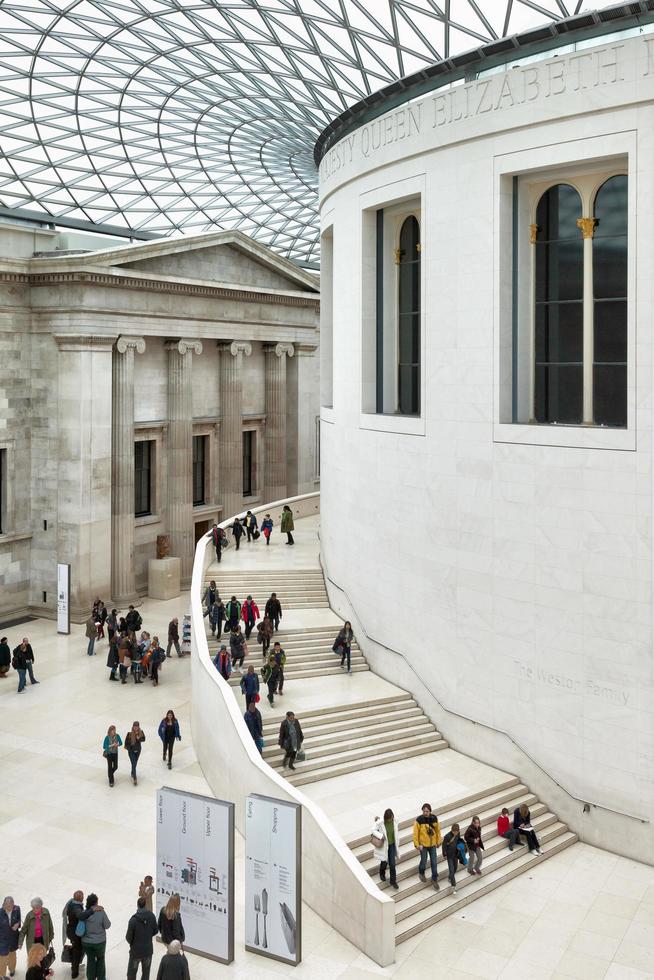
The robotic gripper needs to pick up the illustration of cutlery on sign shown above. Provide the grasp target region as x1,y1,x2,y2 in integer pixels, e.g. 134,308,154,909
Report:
279,902,296,956
261,888,268,948
254,893,260,946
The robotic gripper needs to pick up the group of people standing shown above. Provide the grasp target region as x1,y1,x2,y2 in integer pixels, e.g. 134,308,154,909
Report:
102,710,182,787
1,636,39,692
371,802,542,893
85,599,185,686
208,505,296,561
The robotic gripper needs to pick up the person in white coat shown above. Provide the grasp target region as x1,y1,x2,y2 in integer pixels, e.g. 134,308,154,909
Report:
371,808,400,890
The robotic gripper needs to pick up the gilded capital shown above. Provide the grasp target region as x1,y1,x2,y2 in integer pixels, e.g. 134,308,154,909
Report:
116,335,146,355
217,340,252,358
576,217,598,239
166,339,203,356
529,224,539,245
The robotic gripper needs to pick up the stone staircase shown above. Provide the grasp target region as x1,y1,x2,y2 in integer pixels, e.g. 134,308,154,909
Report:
262,693,448,787
346,778,577,943
204,548,578,949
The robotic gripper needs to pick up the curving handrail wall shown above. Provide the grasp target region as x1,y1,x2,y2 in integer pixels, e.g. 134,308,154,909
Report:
189,491,396,968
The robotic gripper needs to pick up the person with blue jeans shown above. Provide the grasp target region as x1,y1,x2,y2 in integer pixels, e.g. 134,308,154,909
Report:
244,701,263,754
86,616,97,656
413,803,442,891
372,809,400,890
124,722,146,786
13,639,38,691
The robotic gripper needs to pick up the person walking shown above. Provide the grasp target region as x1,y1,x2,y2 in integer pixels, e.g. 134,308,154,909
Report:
464,816,484,877
79,895,110,980
244,510,258,542
0,637,11,679
270,642,286,695
240,664,259,706
281,504,295,545
334,622,354,674
0,895,21,978
213,645,232,681
264,593,282,632
497,807,522,851
209,524,223,563
61,891,84,979
155,941,189,980
231,518,244,551
263,656,281,706
243,701,264,754
225,596,241,632
85,614,98,657
413,803,442,890
157,896,185,947
256,616,273,658
241,595,260,639
209,596,225,638
125,897,158,980
102,725,122,787
166,619,181,658
278,711,303,770
261,513,273,545
230,626,247,670
158,711,181,770
202,581,217,617
149,639,165,687
442,824,465,893
513,803,541,854
372,809,400,890
18,898,53,953
124,722,146,786
13,638,38,689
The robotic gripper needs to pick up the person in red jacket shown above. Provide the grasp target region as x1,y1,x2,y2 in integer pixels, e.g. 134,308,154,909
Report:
241,595,260,639
497,807,522,851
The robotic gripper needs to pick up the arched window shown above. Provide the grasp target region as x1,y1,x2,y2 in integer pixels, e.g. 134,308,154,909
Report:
397,215,420,415
534,184,583,424
593,175,627,427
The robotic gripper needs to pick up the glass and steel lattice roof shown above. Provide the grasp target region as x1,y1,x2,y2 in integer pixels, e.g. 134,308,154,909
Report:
0,0,632,267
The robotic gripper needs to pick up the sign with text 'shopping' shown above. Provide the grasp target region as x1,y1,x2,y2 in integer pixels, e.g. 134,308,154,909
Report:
245,794,302,966
156,787,234,964
56,562,70,635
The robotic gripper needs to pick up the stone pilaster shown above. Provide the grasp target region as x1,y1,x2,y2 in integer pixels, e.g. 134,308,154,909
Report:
218,340,251,519
111,335,145,605
55,333,116,620
264,342,294,502
166,339,202,587
286,343,319,495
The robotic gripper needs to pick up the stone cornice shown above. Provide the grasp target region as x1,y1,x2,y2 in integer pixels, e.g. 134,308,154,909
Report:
53,333,117,351
5,268,320,309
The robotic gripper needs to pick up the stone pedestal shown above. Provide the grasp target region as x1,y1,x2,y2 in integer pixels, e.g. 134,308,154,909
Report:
111,335,145,605
264,342,293,502
148,557,181,600
218,340,251,519
166,339,202,588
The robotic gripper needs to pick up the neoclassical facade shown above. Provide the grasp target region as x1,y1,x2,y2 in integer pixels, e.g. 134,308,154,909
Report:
0,225,319,620
318,27,654,856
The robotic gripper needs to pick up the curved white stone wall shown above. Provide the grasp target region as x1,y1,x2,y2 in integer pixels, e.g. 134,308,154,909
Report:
319,33,654,853
189,492,395,967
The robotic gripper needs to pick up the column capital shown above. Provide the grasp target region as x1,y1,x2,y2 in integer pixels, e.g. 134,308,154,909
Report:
54,334,117,352
263,342,294,358
165,338,203,355
576,216,598,239
116,335,146,355
217,340,252,357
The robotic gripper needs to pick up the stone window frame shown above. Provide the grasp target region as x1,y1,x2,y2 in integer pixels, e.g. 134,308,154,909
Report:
192,419,220,514
242,414,266,505
494,131,636,452
134,423,166,526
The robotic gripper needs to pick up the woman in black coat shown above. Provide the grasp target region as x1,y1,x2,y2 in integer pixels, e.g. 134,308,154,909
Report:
157,895,185,945
0,636,10,677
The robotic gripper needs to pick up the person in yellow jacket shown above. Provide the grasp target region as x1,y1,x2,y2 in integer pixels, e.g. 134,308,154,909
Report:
412,803,442,890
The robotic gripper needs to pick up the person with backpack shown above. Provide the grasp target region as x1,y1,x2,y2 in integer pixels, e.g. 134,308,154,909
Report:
240,664,259,706
202,580,217,617
464,816,484,877
281,504,295,545
213,645,232,681
244,510,258,542
125,897,158,980
241,595,260,639
78,895,110,980
278,711,304,771
225,596,241,631
209,524,224,563
230,627,247,670
256,616,273,657
264,593,282,632
125,605,142,635
269,642,286,695
371,809,399,890
231,518,244,551
209,596,225,638
412,803,442,890
442,823,466,893
261,514,273,545
263,656,281,706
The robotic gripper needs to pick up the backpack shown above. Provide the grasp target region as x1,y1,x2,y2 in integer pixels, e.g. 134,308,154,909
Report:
261,663,272,683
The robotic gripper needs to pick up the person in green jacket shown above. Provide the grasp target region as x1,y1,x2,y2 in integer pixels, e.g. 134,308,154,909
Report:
18,898,54,952
281,505,295,545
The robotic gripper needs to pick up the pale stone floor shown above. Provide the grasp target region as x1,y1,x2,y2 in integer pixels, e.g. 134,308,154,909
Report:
1,520,653,978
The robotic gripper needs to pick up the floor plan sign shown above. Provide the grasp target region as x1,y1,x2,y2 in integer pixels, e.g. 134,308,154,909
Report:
156,787,234,963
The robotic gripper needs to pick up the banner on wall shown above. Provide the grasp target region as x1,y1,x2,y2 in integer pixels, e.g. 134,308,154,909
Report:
56,563,70,635
156,787,234,964
245,794,302,966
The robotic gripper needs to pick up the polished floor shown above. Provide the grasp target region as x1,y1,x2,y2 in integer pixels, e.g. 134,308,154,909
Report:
1,521,653,978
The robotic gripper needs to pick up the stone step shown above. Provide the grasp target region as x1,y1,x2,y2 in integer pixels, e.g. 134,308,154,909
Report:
264,720,439,767
228,662,370,685
204,632,360,654
226,649,365,668
394,829,578,943
285,738,449,787
264,693,414,728
262,704,425,740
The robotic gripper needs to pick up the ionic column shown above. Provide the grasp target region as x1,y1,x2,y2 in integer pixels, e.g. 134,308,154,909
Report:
577,216,598,424
218,341,252,519
264,342,294,502
111,335,145,605
166,339,203,588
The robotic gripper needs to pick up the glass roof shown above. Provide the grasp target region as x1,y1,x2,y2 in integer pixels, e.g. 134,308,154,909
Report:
0,1,623,267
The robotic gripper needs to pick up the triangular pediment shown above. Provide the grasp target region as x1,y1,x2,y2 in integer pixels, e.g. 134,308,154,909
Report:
81,230,319,293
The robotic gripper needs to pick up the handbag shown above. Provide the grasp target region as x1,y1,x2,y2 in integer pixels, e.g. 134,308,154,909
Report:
75,920,86,937
253,530,260,540
102,750,108,758
456,840,468,866
370,832,385,848
296,749,306,762
61,946,73,964
44,946,56,968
